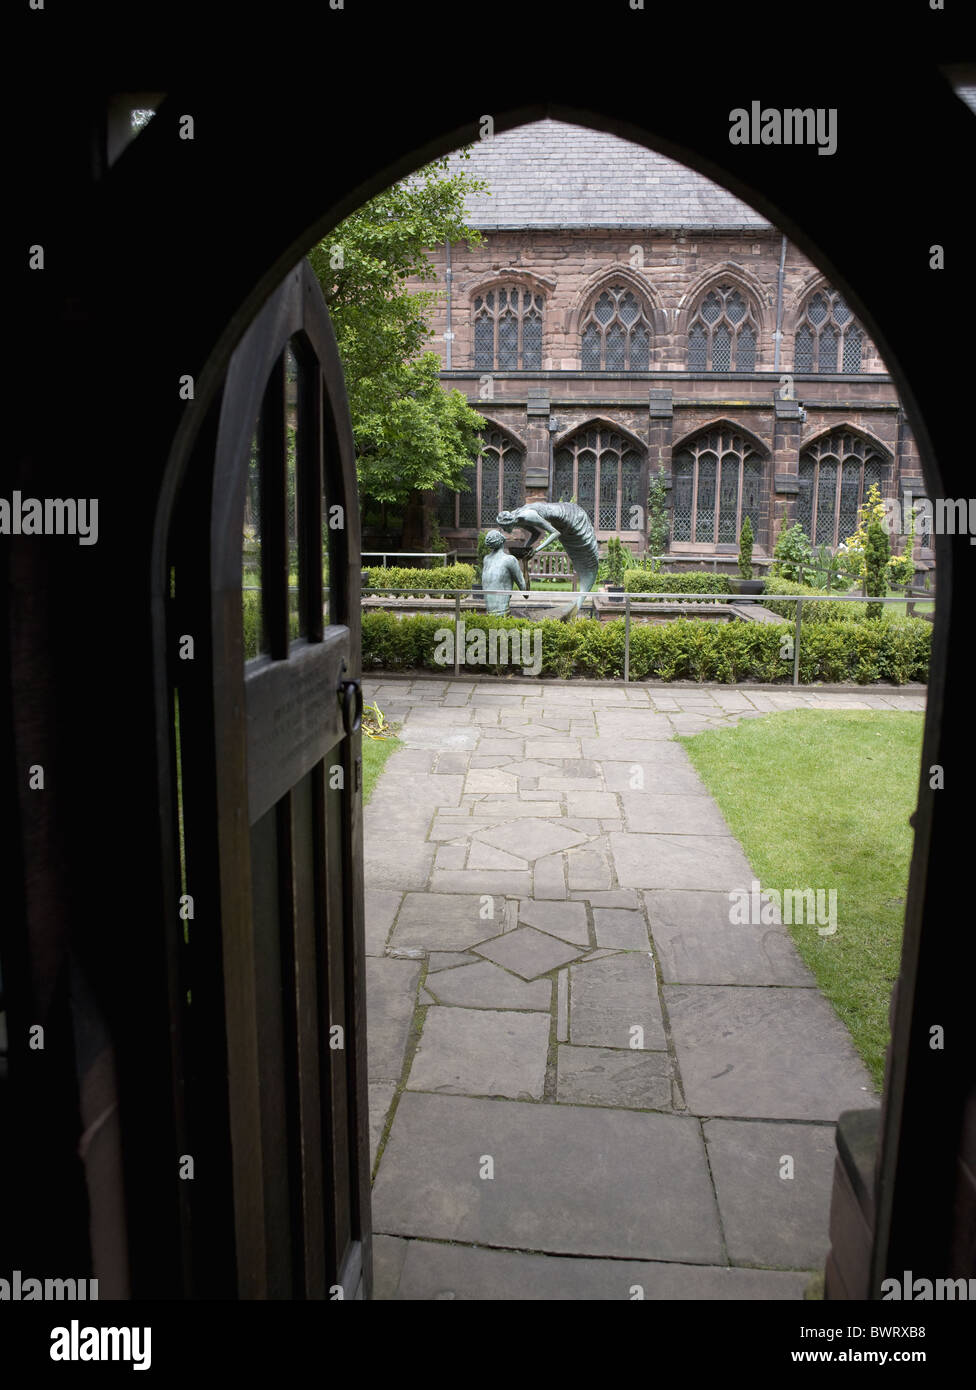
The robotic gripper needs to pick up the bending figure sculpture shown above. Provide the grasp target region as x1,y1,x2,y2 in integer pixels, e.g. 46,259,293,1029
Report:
496,501,599,608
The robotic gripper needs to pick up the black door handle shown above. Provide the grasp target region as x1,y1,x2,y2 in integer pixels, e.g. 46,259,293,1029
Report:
339,678,363,735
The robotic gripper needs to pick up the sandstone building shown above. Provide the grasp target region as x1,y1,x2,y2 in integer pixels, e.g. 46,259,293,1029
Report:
394,121,927,574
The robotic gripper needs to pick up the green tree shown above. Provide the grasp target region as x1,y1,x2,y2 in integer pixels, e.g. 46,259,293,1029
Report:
737,514,754,579
862,483,891,618
308,153,489,543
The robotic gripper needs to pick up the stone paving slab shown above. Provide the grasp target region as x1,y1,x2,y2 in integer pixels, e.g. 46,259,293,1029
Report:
390,893,498,951
371,1091,723,1262
368,1082,397,1166
703,1118,837,1269
425,959,553,1011
645,889,815,986
556,1045,673,1110
620,793,733,836
476,926,585,979
366,957,422,1083
611,832,755,891
665,985,879,1120
592,907,651,949
569,953,667,1050
374,1237,810,1300
407,1007,551,1100
601,759,710,795
517,898,590,946
365,889,402,957
364,835,435,890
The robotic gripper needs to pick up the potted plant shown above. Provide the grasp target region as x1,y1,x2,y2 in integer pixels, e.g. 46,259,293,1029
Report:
729,516,764,594
603,536,627,602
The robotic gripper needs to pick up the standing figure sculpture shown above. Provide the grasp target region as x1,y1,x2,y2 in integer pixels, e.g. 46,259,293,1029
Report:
480,528,528,615
495,501,599,608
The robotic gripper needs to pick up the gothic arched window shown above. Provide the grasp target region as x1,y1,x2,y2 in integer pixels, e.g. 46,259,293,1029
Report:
579,284,653,371
796,430,888,548
552,425,645,531
794,289,863,374
472,287,544,371
437,428,525,530
686,284,760,372
671,427,765,546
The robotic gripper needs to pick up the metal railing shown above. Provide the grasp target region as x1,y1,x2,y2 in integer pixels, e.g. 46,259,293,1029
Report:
360,550,458,568
353,584,930,686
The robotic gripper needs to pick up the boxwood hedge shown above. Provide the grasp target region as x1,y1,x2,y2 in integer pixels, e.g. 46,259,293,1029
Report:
362,609,930,684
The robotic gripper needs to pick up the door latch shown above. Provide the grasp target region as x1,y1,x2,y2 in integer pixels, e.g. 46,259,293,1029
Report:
339,677,363,735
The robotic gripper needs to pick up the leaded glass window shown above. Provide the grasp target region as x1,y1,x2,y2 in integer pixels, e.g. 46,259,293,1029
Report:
472,286,545,370
437,428,525,529
671,427,766,547
686,285,761,372
794,288,863,374
578,284,654,370
552,424,647,530
796,430,890,547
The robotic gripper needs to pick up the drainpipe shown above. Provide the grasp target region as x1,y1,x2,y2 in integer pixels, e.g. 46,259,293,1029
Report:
773,234,788,372
445,239,453,370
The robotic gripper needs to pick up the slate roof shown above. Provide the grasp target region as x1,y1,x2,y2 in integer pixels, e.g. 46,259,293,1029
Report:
444,120,772,231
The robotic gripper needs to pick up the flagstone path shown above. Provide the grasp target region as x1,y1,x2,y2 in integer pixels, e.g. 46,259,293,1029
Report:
362,678,925,1301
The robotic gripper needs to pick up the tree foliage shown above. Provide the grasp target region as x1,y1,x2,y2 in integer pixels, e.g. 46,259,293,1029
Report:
308,153,489,506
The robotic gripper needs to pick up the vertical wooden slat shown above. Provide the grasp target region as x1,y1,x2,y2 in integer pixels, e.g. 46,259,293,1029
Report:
296,338,325,643
289,770,327,1298
260,356,288,660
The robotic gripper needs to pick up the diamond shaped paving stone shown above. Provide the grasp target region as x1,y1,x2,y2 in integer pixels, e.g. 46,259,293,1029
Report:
425,960,552,1011
517,899,590,946
556,1045,673,1110
476,818,590,861
371,1091,723,1262
664,985,879,1120
465,841,528,871
407,1007,550,1099
476,926,584,979
703,1119,837,1269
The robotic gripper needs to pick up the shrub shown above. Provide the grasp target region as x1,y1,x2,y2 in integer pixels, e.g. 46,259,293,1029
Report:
363,563,476,595
737,515,754,580
762,577,869,623
863,485,891,619
360,609,930,684
771,521,813,581
604,537,628,587
623,570,732,600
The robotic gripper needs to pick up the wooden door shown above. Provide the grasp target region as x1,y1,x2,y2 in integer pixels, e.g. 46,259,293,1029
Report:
166,260,370,1299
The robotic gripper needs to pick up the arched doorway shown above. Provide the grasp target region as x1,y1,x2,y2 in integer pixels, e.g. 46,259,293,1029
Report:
7,46,972,1303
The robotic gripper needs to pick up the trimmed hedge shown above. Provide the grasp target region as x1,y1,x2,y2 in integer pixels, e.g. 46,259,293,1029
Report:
762,577,870,622
362,609,930,684
623,570,732,600
363,563,475,595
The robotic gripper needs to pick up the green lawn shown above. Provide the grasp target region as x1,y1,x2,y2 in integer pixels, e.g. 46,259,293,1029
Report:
678,709,925,1089
363,729,402,803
